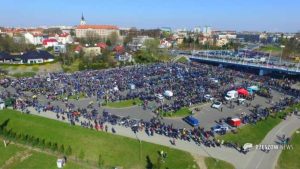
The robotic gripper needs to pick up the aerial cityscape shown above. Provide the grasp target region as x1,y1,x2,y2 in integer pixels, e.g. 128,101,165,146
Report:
0,0,300,169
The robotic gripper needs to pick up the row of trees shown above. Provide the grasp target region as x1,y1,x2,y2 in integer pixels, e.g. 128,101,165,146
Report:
134,39,171,63
77,31,119,46
0,35,35,53
0,126,108,168
280,37,300,58
179,36,241,51
0,127,73,156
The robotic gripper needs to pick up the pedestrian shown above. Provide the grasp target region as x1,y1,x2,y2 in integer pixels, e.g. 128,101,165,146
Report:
105,125,108,132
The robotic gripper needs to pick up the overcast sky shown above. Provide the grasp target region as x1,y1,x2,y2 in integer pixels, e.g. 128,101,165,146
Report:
0,0,299,32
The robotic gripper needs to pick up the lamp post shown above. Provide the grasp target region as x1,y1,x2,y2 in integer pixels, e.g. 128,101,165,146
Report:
280,45,285,65
267,50,272,67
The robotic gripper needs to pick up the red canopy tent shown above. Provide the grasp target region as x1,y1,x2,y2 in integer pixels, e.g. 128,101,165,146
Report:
229,118,241,127
237,88,249,96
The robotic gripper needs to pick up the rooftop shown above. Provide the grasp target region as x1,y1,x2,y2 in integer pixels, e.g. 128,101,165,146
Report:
76,25,118,30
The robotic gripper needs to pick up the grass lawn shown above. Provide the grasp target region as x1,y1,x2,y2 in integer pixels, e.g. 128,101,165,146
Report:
0,140,25,166
219,103,300,145
161,107,192,117
106,98,143,108
176,56,189,63
204,157,235,169
10,151,86,169
259,45,282,52
11,72,36,78
62,59,80,73
277,129,300,169
0,109,199,169
0,139,89,169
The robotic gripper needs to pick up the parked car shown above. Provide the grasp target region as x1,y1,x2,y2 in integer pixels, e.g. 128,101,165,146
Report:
211,101,222,109
204,94,214,101
211,125,229,133
183,116,199,127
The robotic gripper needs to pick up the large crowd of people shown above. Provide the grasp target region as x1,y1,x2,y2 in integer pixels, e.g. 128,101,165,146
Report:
0,61,299,153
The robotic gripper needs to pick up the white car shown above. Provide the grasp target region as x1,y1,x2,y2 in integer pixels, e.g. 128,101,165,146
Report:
211,101,222,109
204,94,214,101
155,94,164,100
211,125,229,132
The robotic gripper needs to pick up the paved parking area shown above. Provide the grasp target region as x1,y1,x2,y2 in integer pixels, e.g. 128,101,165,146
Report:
0,85,287,130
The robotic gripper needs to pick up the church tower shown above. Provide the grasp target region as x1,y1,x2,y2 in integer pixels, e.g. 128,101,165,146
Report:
80,13,86,25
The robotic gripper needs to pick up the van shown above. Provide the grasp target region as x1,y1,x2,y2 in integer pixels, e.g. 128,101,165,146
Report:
225,90,238,100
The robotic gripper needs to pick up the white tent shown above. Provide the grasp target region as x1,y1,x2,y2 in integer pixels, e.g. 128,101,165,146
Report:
243,143,253,150
164,90,173,97
129,84,136,90
0,99,4,110
113,86,119,91
56,159,65,168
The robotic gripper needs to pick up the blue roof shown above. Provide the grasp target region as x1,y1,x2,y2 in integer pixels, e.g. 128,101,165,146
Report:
20,50,54,60
0,52,13,60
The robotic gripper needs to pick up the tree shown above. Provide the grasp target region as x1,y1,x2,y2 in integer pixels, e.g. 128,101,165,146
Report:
51,142,58,152
144,39,160,55
85,31,100,45
97,154,105,169
59,144,65,154
46,141,52,149
154,156,164,169
78,149,85,161
108,32,119,46
33,137,40,146
65,145,73,156
40,139,46,149
106,39,112,46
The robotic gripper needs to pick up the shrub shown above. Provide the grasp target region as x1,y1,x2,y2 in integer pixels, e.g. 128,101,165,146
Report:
65,145,72,156
59,144,65,154
52,142,58,152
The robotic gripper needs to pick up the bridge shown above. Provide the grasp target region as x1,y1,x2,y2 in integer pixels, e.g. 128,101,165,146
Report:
187,55,300,76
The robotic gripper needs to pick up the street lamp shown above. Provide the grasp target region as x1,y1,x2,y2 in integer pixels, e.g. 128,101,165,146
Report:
267,50,272,67
280,45,285,65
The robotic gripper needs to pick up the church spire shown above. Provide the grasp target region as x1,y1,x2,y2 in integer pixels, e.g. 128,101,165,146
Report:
80,13,86,25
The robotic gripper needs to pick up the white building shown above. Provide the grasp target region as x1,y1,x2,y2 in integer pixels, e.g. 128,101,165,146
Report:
193,27,201,33
159,39,172,48
43,39,58,48
202,26,212,36
216,34,237,46
127,36,154,51
24,32,43,45
75,14,119,39
55,33,73,44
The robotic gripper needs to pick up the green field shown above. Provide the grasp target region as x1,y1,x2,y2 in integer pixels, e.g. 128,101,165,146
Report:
219,103,300,145
106,98,142,108
0,140,25,166
259,45,282,52
0,109,199,169
0,140,88,169
176,56,189,63
11,72,37,78
62,59,80,73
277,129,300,169
161,107,192,117
205,157,235,169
